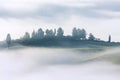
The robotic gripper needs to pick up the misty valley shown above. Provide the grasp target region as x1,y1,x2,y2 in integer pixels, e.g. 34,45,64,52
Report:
0,0,120,80
0,47,120,80
0,13,120,80
0,26,119,80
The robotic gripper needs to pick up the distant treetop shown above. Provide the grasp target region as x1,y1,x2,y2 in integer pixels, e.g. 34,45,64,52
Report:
7,27,112,44
20,27,99,41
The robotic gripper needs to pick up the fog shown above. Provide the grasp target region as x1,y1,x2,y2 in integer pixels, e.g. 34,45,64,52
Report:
0,47,120,80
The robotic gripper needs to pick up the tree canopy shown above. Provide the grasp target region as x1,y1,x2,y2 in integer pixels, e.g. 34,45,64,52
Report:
4,27,115,48
57,27,64,37
6,33,11,48
19,27,97,41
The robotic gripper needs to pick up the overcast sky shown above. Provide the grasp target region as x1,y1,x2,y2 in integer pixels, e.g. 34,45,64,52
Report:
0,0,120,41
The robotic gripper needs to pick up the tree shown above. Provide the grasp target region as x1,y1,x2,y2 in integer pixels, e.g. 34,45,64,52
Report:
108,35,111,42
45,29,55,37
88,33,95,40
80,29,87,40
72,28,87,40
49,29,54,37
72,27,78,38
77,28,82,39
57,27,64,37
45,29,49,37
31,30,36,39
23,32,30,40
6,33,11,48
37,28,44,39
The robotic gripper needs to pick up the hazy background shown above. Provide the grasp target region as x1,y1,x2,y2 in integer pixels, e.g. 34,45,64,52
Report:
0,0,120,41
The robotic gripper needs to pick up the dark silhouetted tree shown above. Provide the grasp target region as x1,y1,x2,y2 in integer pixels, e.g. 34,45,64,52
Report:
37,28,44,39
72,28,87,40
6,33,11,48
23,32,30,40
77,28,81,39
108,35,111,42
88,33,95,40
49,29,54,37
45,29,56,37
72,27,78,39
75,28,87,40
45,29,49,37
57,27,64,37
80,29,87,40
31,30,36,39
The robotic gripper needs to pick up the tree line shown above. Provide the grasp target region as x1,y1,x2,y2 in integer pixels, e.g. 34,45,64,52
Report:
21,27,96,41
6,27,103,47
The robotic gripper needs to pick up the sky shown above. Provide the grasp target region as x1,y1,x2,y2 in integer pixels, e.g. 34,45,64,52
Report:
0,0,120,41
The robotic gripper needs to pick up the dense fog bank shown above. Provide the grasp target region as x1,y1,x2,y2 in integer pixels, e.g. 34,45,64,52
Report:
0,47,120,80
